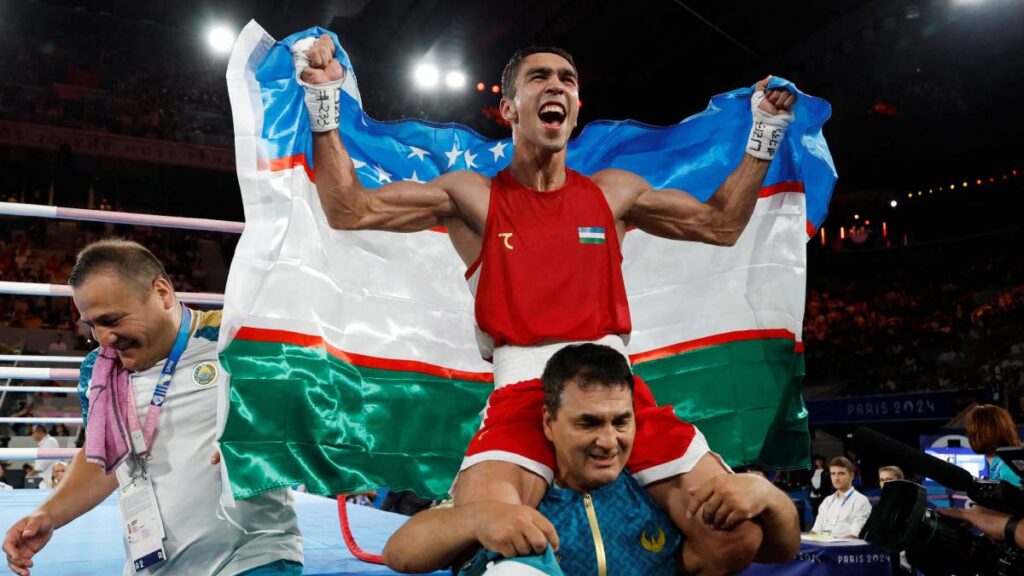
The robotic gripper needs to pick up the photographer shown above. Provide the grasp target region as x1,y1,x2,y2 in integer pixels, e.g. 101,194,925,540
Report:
939,506,1024,549
966,404,1022,487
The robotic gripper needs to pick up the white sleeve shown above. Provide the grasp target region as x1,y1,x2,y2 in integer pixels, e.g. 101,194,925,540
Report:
848,494,873,536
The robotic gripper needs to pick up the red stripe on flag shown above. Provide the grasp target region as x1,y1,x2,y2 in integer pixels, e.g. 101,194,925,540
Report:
806,220,817,238
629,329,798,365
758,181,805,198
234,326,494,383
268,154,315,182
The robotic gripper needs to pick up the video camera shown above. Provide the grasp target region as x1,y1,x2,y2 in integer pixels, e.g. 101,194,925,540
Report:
854,427,1024,576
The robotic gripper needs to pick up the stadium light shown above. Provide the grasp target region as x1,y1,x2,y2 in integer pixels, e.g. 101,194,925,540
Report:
206,24,236,56
414,64,440,89
445,70,467,90
890,200,898,208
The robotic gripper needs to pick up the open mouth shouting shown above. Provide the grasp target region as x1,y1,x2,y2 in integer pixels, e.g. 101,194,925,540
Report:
538,101,568,131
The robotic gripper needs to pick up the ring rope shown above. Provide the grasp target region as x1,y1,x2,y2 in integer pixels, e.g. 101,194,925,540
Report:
0,417,82,425
0,281,224,305
0,355,88,364
0,386,79,394
0,447,79,461
0,368,80,381
0,201,244,234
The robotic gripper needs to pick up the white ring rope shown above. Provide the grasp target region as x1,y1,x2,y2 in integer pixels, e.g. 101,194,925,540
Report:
0,448,79,461
0,201,244,234
0,387,79,394
0,418,82,425
0,368,79,381
0,281,224,305
0,355,87,364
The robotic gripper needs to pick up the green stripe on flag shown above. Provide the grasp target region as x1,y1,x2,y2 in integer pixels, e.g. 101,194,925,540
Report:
633,337,808,469
219,338,491,499
579,237,605,244
220,336,808,500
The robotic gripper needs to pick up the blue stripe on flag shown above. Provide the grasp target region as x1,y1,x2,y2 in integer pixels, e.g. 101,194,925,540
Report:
257,29,836,229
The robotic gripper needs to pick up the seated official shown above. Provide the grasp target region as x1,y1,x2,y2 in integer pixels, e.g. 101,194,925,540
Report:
810,457,872,538
382,343,799,574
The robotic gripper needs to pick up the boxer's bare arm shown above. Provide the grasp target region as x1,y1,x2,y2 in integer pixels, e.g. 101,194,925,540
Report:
312,132,487,233
596,77,795,246
595,154,769,246
300,34,489,235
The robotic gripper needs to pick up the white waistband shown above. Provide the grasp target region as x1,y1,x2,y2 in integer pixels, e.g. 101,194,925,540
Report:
491,334,629,389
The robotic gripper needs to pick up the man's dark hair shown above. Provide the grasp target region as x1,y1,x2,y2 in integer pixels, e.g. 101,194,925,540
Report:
541,343,633,417
32,424,47,435
68,238,171,298
501,46,577,100
829,456,855,473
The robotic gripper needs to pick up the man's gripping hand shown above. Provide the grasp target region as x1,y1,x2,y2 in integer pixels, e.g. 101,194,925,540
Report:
3,512,56,576
469,502,560,558
686,473,776,531
747,75,796,161
291,34,346,132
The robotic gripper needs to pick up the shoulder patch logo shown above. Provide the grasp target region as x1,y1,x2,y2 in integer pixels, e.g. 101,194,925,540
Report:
640,526,666,553
192,362,219,388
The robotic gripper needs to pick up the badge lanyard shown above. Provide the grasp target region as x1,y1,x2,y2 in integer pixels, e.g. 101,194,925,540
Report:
124,306,191,466
829,489,855,527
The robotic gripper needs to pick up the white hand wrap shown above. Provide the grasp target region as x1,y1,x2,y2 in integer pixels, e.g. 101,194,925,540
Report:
746,90,794,161
291,37,341,133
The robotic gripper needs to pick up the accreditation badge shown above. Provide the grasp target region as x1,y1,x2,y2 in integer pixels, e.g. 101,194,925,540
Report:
115,462,167,572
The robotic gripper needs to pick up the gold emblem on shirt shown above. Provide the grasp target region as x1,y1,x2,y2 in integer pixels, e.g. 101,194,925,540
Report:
192,362,219,388
640,526,666,553
498,233,514,250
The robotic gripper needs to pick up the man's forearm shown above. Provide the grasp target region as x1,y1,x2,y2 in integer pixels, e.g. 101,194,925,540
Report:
39,450,117,529
382,505,480,573
312,131,370,229
705,154,770,244
752,489,800,563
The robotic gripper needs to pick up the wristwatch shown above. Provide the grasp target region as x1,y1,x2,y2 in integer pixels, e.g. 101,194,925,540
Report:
1004,516,1021,543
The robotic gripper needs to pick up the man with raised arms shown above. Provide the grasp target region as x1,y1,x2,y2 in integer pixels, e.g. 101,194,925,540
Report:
294,36,799,573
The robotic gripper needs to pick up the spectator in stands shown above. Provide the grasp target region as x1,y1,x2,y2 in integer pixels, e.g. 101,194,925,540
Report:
46,333,67,355
0,463,11,491
49,424,69,438
809,454,832,517
42,461,66,489
966,404,1023,487
810,457,872,538
877,465,904,487
6,398,34,436
31,425,59,487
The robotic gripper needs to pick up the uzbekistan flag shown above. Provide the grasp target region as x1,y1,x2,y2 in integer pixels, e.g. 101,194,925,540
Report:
218,22,836,499
578,227,606,244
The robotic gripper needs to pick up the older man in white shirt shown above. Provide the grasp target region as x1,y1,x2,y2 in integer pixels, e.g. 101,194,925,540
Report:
810,457,872,538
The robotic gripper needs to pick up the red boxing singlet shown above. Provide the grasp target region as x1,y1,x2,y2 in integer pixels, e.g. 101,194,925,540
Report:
467,167,631,351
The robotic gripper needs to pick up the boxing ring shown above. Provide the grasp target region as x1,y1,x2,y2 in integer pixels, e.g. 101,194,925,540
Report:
0,201,433,575
0,490,435,576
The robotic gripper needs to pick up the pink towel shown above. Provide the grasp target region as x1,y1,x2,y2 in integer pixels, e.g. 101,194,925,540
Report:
84,348,134,474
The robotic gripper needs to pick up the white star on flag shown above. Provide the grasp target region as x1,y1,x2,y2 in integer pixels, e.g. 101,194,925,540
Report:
374,165,392,183
445,142,463,169
352,158,367,169
403,171,425,183
488,141,507,162
407,146,430,161
464,150,478,169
